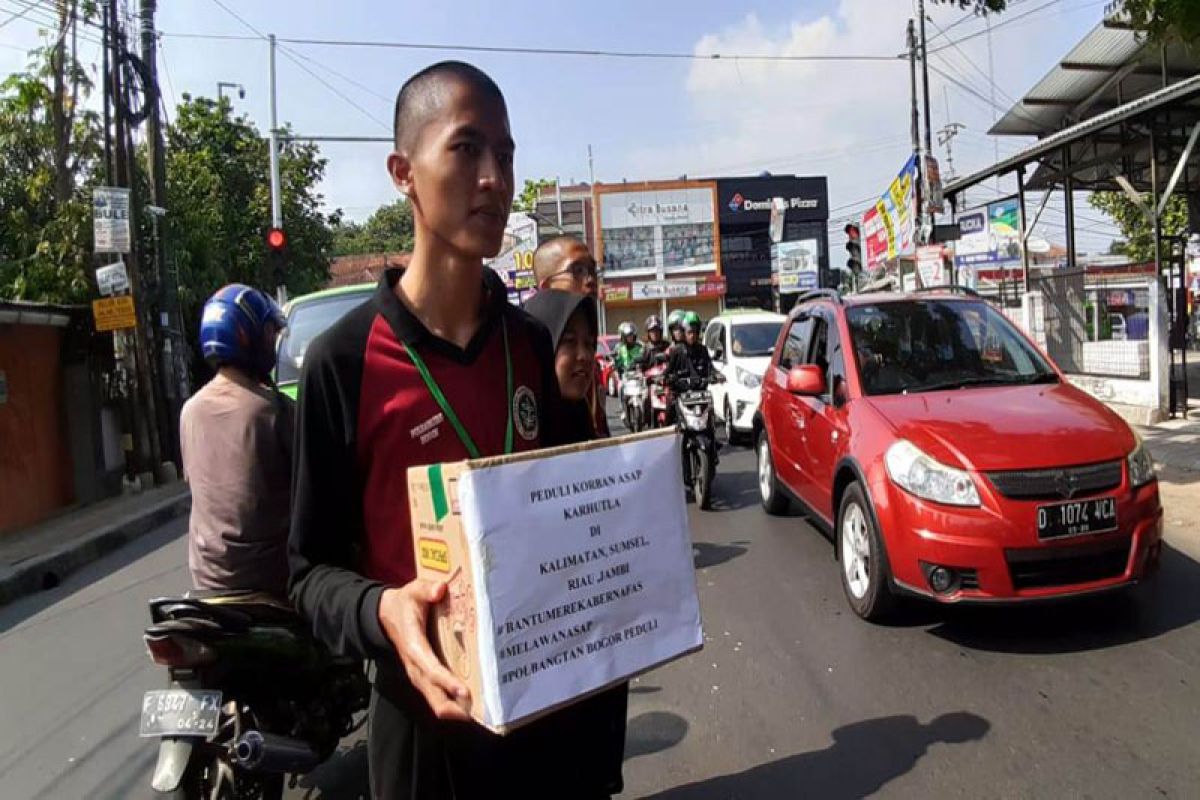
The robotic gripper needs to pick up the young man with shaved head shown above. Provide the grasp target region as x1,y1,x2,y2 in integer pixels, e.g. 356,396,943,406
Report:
533,235,610,436
289,62,626,799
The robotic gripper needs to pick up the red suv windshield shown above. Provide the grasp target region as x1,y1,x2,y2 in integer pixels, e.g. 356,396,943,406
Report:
845,299,1057,396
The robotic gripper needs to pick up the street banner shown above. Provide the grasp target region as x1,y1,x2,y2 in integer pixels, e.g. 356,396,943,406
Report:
769,197,786,244
92,295,137,332
486,213,538,304
917,245,945,288
954,199,1022,268
409,430,703,733
924,155,944,216
93,187,131,254
862,206,890,272
862,157,917,272
95,261,130,297
772,239,820,294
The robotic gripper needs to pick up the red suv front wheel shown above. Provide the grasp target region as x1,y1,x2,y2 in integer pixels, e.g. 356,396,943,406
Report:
837,482,895,621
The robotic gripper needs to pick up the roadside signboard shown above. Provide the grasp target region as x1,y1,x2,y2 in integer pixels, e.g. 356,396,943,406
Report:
92,295,137,332
95,261,130,297
93,187,131,254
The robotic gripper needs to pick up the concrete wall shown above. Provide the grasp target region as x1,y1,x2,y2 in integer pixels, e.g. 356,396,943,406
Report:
0,325,75,534
1012,283,1169,424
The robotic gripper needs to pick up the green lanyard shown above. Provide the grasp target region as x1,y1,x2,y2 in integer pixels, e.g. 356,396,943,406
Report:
402,318,514,459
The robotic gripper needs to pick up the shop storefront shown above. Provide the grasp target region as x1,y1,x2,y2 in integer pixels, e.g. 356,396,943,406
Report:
715,176,829,311
595,180,724,332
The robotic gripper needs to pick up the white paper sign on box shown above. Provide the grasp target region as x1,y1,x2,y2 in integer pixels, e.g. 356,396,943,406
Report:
409,429,703,733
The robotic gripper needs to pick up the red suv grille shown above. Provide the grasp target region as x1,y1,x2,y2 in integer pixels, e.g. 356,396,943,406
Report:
1005,535,1132,590
986,461,1122,501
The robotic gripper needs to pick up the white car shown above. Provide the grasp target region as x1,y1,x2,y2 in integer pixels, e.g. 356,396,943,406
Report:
704,310,786,443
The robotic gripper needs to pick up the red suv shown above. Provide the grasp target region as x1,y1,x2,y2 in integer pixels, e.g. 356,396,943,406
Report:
754,289,1163,620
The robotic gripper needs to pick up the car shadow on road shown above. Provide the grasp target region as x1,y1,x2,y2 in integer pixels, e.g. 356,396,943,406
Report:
926,543,1200,655
640,712,990,800
706,465,762,512
625,711,690,762
693,541,749,570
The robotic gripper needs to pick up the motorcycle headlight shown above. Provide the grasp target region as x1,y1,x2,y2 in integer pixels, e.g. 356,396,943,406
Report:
682,405,708,430
1127,440,1156,488
735,366,761,389
885,439,980,507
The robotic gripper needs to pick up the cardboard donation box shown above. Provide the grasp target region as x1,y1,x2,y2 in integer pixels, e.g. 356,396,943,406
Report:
408,429,703,733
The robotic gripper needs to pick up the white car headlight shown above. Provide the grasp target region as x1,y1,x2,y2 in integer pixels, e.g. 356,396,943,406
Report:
735,366,761,389
885,439,980,507
1127,440,1156,488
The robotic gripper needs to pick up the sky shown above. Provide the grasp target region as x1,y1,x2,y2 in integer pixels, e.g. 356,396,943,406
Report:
0,0,1118,252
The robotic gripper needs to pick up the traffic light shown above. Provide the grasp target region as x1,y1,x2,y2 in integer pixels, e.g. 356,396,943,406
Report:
266,227,287,288
844,223,862,273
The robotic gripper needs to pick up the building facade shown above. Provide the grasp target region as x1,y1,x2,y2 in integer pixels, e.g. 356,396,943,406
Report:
594,180,724,334
714,175,830,311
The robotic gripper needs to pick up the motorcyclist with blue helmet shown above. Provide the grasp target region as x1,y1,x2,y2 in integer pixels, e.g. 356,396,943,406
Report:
180,284,294,597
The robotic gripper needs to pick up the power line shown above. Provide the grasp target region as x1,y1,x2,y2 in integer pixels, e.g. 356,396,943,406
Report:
924,13,1018,108
278,43,393,106
276,46,391,132
206,0,266,39
0,0,40,31
161,29,902,64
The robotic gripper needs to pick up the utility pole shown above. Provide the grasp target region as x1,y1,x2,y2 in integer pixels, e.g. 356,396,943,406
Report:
588,144,595,185
268,34,282,229
141,0,183,471
107,0,162,484
907,19,924,251
918,0,933,162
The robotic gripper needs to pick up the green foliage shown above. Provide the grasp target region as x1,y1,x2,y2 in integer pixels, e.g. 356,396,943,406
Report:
1111,0,1200,45
0,13,103,304
514,178,553,213
930,0,1007,14
331,199,414,256
1089,191,1188,263
165,96,336,339
933,1,1200,44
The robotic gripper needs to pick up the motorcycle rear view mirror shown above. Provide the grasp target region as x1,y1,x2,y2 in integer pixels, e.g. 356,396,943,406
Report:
786,365,826,396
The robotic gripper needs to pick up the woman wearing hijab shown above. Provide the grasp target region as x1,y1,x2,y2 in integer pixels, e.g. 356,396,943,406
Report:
523,289,628,794
525,290,603,443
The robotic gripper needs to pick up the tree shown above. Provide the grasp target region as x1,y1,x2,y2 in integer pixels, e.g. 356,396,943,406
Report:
165,96,336,345
0,3,103,303
513,178,553,213
933,1,1200,44
1089,191,1188,262
331,199,414,256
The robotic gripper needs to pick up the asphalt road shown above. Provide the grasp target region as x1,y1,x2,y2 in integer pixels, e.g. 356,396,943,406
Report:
1,440,1198,798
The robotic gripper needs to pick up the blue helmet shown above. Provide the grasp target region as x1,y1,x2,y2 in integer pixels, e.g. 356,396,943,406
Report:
199,284,286,379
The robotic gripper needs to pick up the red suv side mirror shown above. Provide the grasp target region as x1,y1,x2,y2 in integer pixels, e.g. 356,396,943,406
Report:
786,365,826,396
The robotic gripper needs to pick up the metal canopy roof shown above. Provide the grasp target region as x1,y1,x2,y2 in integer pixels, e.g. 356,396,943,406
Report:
946,74,1200,198
990,19,1200,137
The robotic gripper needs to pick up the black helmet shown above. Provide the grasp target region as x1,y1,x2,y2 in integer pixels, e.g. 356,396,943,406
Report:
645,315,662,332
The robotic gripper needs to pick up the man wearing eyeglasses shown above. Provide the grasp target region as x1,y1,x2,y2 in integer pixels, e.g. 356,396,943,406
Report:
533,235,599,298
533,236,608,436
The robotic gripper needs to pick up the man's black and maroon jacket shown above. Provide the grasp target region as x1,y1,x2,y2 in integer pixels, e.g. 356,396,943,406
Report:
288,268,625,799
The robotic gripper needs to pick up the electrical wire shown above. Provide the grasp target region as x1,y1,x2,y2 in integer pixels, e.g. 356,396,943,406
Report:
161,28,902,64
0,0,39,31
276,46,391,132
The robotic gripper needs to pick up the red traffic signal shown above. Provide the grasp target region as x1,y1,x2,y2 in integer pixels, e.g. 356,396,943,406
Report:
266,227,287,251
844,223,861,242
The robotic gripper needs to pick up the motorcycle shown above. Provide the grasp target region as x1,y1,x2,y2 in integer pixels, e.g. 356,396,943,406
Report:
645,356,673,429
141,590,370,799
675,375,722,511
621,367,649,433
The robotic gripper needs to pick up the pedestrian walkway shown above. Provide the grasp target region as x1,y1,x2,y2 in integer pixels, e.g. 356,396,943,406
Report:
1138,415,1200,473
0,482,190,605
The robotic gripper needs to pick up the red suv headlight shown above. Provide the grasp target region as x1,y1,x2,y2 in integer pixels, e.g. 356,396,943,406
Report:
884,439,981,507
